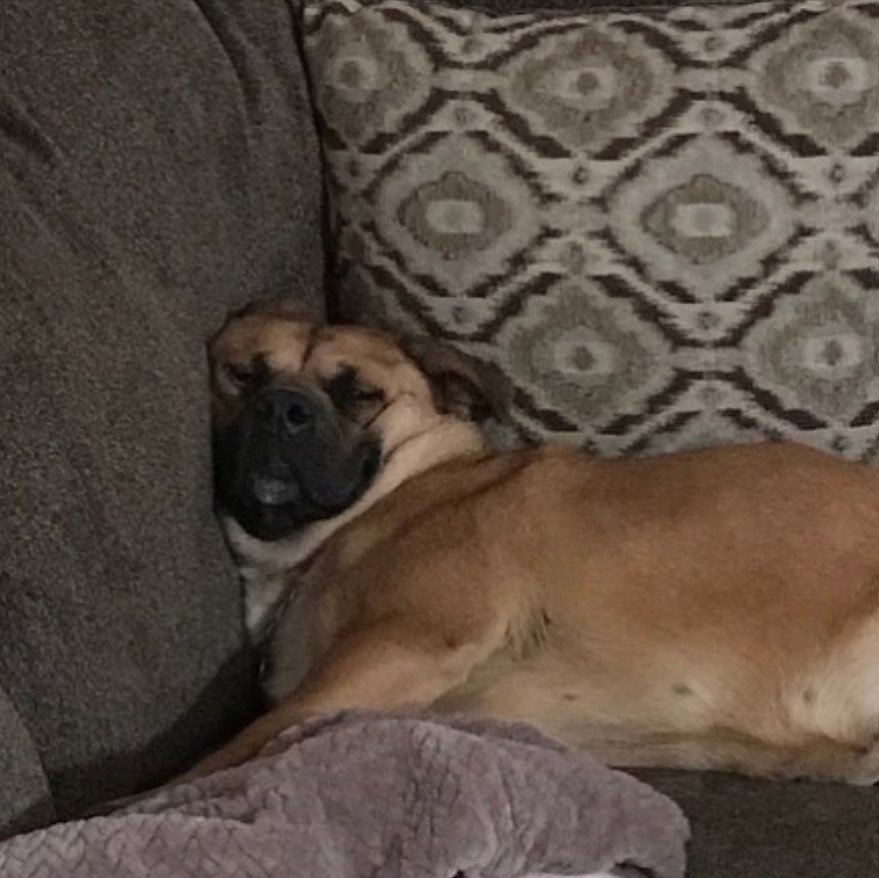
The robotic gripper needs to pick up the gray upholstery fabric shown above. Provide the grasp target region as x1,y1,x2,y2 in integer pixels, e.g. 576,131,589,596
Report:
640,769,879,877
0,0,324,831
0,689,53,840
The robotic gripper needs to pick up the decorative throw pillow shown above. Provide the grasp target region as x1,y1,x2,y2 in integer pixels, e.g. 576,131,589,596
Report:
301,0,879,459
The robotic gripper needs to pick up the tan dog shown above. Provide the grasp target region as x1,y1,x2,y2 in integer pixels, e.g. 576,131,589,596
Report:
190,297,879,786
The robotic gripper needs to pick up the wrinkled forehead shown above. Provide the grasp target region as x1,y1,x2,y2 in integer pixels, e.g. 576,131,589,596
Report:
210,316,313,374
308,327,409,380
210,316,409,380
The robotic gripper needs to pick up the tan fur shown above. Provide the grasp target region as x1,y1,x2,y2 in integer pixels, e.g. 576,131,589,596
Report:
186,306,879,786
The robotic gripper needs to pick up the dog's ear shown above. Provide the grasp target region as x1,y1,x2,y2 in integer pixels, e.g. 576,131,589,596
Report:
400,336,512,422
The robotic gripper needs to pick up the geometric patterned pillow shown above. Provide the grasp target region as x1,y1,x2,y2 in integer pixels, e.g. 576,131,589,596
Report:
301,0,879,459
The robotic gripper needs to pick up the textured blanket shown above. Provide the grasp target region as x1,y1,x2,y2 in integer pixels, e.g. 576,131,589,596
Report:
0,713,688,877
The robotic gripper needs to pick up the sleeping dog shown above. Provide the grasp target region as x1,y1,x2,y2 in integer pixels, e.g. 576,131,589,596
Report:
188,296,879,785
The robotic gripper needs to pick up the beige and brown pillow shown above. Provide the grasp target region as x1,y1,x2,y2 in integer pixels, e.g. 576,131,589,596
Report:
302,0,879,458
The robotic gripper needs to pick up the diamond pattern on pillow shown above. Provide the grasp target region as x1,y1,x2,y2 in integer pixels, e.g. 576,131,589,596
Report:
303,0,879,459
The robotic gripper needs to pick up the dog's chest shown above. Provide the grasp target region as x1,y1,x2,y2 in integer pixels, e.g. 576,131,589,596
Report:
243,549,347,703
241,566,289,637
235,555,323,701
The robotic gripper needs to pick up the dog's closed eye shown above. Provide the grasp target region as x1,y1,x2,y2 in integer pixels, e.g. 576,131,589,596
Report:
324,367,384,409
224,355,270,390
353,387,384,403
227,363,257,386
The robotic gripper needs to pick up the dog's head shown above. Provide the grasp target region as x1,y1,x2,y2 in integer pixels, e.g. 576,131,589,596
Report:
208,299,510,542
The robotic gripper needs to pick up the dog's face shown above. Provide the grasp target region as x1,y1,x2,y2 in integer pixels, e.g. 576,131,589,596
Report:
208,299,509,542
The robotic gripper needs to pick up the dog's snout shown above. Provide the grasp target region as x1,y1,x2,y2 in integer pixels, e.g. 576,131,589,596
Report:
254,388,317,433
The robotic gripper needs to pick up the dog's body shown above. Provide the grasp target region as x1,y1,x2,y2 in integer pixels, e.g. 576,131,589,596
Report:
191,300,879,785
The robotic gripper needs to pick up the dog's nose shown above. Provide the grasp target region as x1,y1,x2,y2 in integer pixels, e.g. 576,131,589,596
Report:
254,388,317,432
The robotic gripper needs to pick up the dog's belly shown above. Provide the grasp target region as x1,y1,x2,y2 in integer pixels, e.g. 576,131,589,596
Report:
430,624,879,778
433,644,723,761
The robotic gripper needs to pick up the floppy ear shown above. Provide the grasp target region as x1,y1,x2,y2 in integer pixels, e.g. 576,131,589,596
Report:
400,336,512,422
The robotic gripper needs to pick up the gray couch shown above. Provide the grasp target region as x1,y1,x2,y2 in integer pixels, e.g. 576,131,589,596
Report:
2,0,877,874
